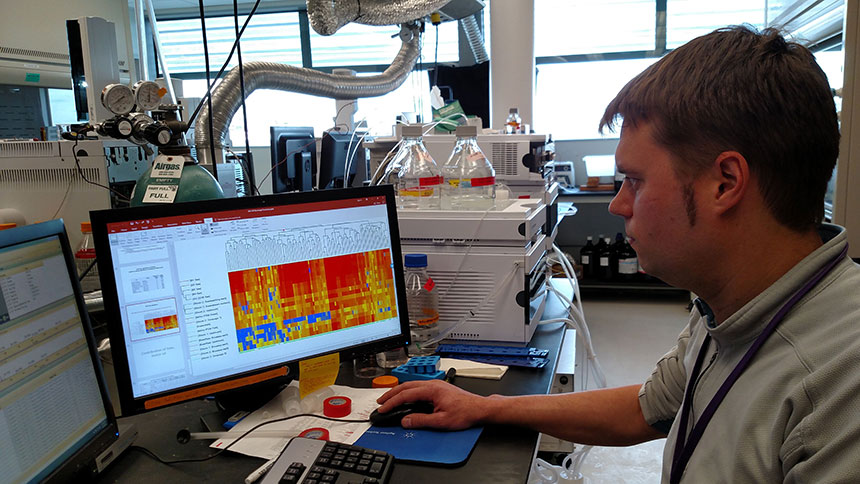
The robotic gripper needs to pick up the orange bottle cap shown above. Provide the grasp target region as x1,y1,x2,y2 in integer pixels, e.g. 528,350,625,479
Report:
81,222,92,232
372,375,399,388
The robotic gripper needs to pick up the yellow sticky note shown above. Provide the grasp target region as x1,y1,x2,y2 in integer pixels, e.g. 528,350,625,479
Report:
299,353,340,399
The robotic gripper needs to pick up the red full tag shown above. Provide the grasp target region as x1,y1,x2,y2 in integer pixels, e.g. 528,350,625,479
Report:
470,176,495,187
423,277,436,291
419,176,443,187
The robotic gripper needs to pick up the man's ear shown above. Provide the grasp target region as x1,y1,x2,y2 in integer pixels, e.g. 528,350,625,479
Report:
708,151,749,215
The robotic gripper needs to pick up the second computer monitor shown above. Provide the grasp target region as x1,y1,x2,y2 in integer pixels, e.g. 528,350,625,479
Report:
0,221,117,483
318,131,367,190
270,126,317,193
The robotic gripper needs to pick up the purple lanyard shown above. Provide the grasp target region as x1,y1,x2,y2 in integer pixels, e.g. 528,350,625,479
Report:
669,244,848,484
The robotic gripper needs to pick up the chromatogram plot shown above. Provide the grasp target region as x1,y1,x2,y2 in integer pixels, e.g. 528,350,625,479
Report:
224,221,389,272
228,249,397,352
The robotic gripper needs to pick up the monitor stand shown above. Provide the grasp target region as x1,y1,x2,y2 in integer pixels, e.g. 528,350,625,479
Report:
192,378,293,435
95,422,138,473
214,377,293,415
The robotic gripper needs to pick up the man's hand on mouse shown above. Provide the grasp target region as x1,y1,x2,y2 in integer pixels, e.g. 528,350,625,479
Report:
376,380,494,430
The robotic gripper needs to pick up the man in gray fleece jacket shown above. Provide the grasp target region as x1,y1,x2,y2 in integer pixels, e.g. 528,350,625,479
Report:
377,25,859,482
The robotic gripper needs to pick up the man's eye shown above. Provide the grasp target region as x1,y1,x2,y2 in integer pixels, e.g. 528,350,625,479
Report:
625,176,640,188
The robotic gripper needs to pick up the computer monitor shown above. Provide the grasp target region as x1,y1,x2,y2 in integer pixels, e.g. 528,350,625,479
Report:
0,221,118,483
90,185,411,416
270,126,317,193
318,131,367,190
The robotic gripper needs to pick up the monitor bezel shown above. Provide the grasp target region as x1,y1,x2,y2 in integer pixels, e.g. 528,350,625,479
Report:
319,130,362,190
0,220,119,483
90,185,411,416
269,126,317,193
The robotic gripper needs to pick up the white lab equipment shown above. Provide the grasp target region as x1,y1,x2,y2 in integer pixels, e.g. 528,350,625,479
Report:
397,198,548,343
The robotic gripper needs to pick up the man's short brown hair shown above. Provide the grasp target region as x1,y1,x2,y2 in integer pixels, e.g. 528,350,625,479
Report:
600,25,839,232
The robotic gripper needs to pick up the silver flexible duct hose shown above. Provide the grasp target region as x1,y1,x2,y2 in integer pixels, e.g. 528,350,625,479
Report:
195,33,419,165
459,15,488,64
307,0,451,35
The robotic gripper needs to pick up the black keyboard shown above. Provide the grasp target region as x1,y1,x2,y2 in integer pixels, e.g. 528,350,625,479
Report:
260,437,393,484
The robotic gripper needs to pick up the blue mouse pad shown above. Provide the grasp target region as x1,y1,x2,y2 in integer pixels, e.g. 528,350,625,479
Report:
354,426,483,466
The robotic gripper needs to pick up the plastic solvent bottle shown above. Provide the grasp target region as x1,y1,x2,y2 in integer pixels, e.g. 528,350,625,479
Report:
505,108,522,134
442,125,496,210
386,124,442,209
75,222,99,293
404,254,439,355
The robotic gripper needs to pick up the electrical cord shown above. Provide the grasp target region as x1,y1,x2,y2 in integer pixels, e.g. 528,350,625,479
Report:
546,248,605,471
255,139,319,192
332,101,358,131
225,147,257,196
78,258,97,282
433,24,439,87
345,130,370,186
198,0,218,172
51,175,74,220
435,206,492,303
233,0,256,195
530,245,607,483
70,137,131,203
129,413,369,466
185,0,263,129
343,119,369,186
369,113,470,186
421,260,521,349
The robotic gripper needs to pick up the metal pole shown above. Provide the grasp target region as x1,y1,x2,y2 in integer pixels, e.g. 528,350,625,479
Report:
134,0,148,81
145,0,177,104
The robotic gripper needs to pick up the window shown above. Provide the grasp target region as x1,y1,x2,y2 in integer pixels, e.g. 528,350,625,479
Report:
183,70,431,146
159,12,303,74
534,0,656,57
815,46,844,214
158,10,456,147
309,21,459,67
666,0,766,48
534,0,772,140
47,88,78,126
534,58,658,140
182,79,332,147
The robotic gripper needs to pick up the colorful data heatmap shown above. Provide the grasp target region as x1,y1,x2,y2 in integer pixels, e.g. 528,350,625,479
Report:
144,314,179,333
229,249,397,352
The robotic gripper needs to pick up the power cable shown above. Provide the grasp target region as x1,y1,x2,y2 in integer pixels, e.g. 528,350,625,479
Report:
198,0,217,172
130,413,369,465
70,137,131,203
234,0,257,195
185,0,263,129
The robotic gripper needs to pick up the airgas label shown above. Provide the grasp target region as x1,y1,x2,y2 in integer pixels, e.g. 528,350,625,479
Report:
142,184,179,203
151,159,184,178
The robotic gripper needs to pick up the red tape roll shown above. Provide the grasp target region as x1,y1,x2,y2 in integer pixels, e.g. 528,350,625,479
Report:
299,427,330,440
323,396,352,418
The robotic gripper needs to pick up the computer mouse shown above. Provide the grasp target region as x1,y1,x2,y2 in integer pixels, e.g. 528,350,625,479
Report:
369,401,435,427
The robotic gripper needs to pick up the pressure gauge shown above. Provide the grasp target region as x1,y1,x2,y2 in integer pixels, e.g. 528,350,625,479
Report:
101,84,135,115
133,80,164,111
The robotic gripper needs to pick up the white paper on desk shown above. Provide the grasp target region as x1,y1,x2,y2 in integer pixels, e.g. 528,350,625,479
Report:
211,382,387,460
439,357,508,380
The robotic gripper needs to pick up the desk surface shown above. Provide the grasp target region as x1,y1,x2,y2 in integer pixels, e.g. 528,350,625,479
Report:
98,290,571,483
